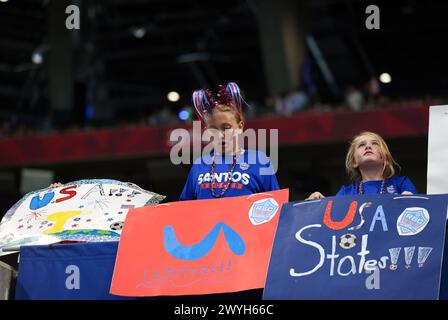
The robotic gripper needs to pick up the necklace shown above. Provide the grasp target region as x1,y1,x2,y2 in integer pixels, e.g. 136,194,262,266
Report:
358,178,386,195
210,149,244,198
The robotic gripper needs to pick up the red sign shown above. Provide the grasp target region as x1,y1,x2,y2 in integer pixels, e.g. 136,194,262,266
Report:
110,189,289,296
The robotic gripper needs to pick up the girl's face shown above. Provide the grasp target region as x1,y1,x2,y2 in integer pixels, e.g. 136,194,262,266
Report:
353,134,385,170
206,109,243,154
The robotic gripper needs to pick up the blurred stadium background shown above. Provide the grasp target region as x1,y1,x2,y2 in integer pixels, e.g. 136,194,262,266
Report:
0,0,447,217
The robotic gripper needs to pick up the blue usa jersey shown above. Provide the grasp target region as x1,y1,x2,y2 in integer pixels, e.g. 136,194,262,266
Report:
336,175,417,196
180,150,279,200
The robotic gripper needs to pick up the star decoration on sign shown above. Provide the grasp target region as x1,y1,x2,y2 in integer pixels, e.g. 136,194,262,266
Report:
26,211,43,223
88,198,111,210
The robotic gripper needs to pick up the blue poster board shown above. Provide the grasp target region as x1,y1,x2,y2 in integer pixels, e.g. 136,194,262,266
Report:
263,194,448,300
15,242,134,300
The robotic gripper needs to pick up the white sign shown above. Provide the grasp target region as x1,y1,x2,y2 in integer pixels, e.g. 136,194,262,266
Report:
0,179,165,255
427,105,448,194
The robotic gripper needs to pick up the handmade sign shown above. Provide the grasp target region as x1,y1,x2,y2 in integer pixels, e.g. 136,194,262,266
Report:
0,179,165,255
110,189,289,296
263,194,448,300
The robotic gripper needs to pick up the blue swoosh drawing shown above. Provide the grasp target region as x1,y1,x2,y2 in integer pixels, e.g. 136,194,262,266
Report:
221,223,246,255
163,222,246,260
29,191,55,210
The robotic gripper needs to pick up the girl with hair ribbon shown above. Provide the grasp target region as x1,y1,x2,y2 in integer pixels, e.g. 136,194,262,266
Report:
180,82,279,200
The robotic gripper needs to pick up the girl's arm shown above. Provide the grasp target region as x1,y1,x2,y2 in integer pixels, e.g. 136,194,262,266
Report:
258,151,280,191
179,166,197,201
262,172,280,191
399,176,417,194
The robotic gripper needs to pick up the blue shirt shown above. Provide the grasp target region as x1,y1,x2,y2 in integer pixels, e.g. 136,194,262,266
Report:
180,150,279,200
336,176,417,196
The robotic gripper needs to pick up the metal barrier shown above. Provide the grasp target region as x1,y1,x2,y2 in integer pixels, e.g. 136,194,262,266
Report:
0,260,17,300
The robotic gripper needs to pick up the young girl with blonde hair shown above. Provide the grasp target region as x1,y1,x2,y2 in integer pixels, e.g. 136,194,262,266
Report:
307,131,416,199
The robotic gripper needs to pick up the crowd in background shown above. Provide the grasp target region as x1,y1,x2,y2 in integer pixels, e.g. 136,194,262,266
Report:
0,76,439,139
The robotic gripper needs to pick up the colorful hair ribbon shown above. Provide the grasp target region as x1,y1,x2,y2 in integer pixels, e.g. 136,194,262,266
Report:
192,82,244,122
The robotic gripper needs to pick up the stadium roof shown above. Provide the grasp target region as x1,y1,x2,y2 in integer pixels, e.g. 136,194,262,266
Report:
1,0,447,123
